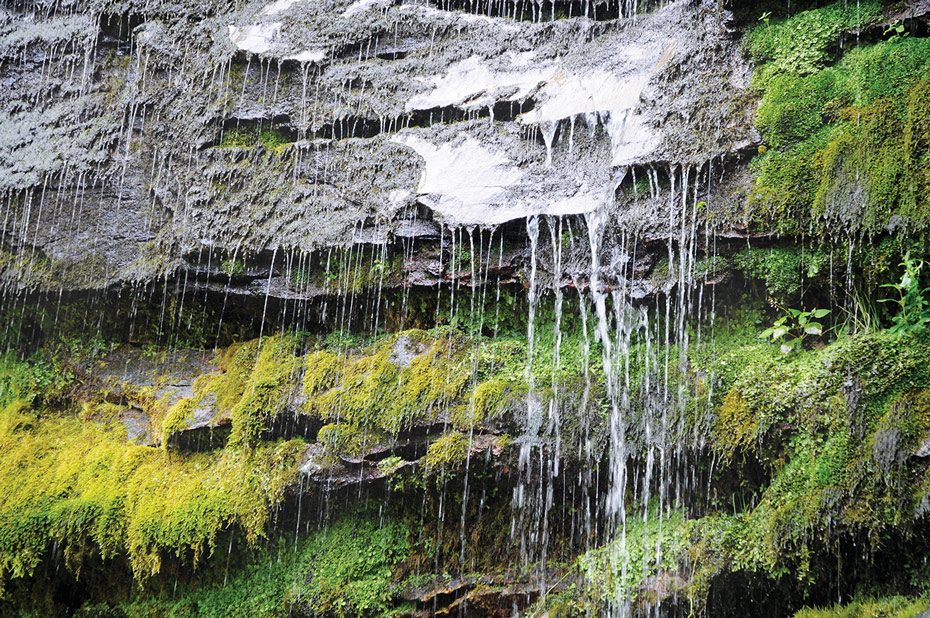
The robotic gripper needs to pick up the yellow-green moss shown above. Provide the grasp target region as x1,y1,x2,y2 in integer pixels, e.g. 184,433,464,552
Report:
714,390,758,459
184,336,300,448
0,405,303,590
304,330,470,438
424,432,469,472
199,340,260,412
317,422,385,458
455,377,518,429
302,349,342,397
162,397,195,446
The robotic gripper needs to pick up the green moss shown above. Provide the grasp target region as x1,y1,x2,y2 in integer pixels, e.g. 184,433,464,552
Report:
73,509,409,618
219,126,292,151
302,349,343,396
756,72,836,150
793,596,929,618
688,329,930,593
733,245,832,304
745,4,930,236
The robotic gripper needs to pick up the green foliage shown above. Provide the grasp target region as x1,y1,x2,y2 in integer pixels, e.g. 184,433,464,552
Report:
733,246,831,303
76,509,409,618
0,353,73,409
745,2,882,82
220,127,257,148
759,308,830,354
884,19,909,42
219,126,291,150
793,596,929,618
879,253,930,333
579,507,688,605
220,258,244,277
300,248,404,295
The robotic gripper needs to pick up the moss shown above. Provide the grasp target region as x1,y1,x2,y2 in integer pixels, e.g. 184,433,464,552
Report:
756,72,835,150
714,390,757,460
745,2,882,81
302,349,343,397
792,596,929,618
317,422,385,458
687,329,930,596
0,404,304,589
745,6,930,236
304,330,470,439
457,377,515,429
227,335,301,447
424,432,469,472
161,397,195,446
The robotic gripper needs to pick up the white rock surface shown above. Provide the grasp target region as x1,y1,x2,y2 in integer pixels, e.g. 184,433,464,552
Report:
228,23,281,54
393,134,524,225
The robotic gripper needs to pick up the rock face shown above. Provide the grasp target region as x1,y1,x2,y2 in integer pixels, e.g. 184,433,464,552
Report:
0,0,756,293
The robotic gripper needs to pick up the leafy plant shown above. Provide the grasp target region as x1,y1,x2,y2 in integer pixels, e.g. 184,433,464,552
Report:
759,308,831,354
879,253,930,333
221,258,244,277
884,20,909,43
759,11,772,29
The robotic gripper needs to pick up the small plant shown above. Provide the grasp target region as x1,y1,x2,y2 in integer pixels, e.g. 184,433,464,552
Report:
760,307,830,354
759,11,772,29
377,456,404,475
220,127,258,148
221,258,244,277
879,253,930,333
259,128,288,149
884,19,908,42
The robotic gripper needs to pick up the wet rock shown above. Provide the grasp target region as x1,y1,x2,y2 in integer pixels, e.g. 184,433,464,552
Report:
0,0,756,294
399,571,561,618
121,408,152,444
395,219,442,240
388,333,430,367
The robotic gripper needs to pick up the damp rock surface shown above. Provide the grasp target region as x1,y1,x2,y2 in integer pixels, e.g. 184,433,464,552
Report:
0,0,755,293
